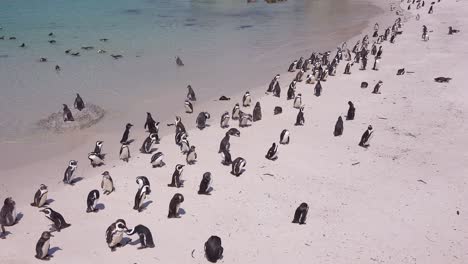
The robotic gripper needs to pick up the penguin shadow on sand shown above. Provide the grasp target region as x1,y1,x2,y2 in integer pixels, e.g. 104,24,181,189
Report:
139,200,153,212
48,246,62,257
1,213,23,239
178,208,186,216
45,199,55,206
66,177,84,186
95,203,106,211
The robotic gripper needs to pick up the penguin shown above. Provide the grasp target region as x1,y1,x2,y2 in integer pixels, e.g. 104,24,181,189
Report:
205,236,224,263
314,80,322,97
62,104,74,122
279,129,290,145
175,131,187,146
136,176,151,194
296,57,304,69
293,93,302,109
292,203,309,224
174,116,186,135
371,44,377,56
140,133,158,154
186,145,197,165
272,81,281,97
93,140,104,158
265,142,278,161
184,100,193,113
54,65,61,72
97,49,106,54
220,111,230,128
120,143,131,162
196,112,211,130
231,157,246,176
120,123,133,144
231,103,240,120
40,207,71,232
288,60,297,72
239,112,253,128
287,81,296,100
65,49,71,54
168,164,184,188
150,152,165,168
110,54,122,59
176,56,184,66
344,62,351,74
63,160,78,185
106,219,128,252
306,74,316,84
126,225,155,249
198,172,212,195
180,137,190,154
86,190,100,213
218,128,239,154
31,184,48,208
449,26,460,35
242,91,251,107
295,69,304,82
220,148,232,166
359,125,373,148
99,38,109,42
295,107,305,126
35,231,54,260
88,152,105,167
0,197,17,238
274,106,283,115
144,112,159,135
267,74,280,93
134,185,150,212
101,171,115,195
372,80,383,94
333,116,344,136
48,40,56,44
346,101,355,120
372,57,379,71
74,93,85,111
81,46,94,50
187,85,196,101
252,102,262,122
376,46,383,59
39,57,48,62
168,193,184,218
19,43,26,48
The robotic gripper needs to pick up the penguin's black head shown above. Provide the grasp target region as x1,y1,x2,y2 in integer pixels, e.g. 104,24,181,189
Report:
300,203,309,210
40,184,48,190
176,164,184,171
115,220,127,231
368,125,373,130
76,93,81,97
40,207,52,215
175,193,184,203
4,197,15,207
191,146,196,150
126,123,133,128
203,172,211,180
96,141,103,146
102,171,110,176
204,112,210,119
42,231,54,239
227,128,240,137
63,104,68,109
69,160,78,166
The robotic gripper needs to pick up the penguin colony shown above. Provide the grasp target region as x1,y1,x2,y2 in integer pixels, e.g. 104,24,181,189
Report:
0,0,441,261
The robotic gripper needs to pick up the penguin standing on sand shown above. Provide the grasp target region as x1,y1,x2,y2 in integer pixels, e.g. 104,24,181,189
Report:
180,137,190,154
101,171,115,195
35,231,54,260
333,116,344,136
232,104,240,120
272,81,281,97
288,60,298,72
120,123,133,144
88,152,105,167
184,100,193,113
140,133,157,154
119,143,131,162
253,102,262,122
40,207,71,232
126,225,155,249
198,172,212,195
86,190,100,213
205,236,224,263
372,57,379,71
150,152,165,168
346,101,355,120
74,93,85,111
344,62,352,74
0,197,17,238
279,129,290,145
292,203,308,224
372,80,383,94
93,141,105,159
106,219,129,252
62,104,74,122
63,160,78,185
31,184,48,208
293,93,302,109
144,112,159,135
186,146,197,165
168,164,184,188
187,85,196,101
220,111,230,128
287,81,296,100
265,142,278,161
267,74,280,93
134,185,150,212
295,107,305,126
231,157,246,176
196,112,211,129
174,116,186,135
376,46,383,59
168,193,184,218
295,69,304,82
136,176,151,194
296,57,304,69
239,112,253,127
359,125,373,148
314,80,322,97
242,91,251,107
220,148,233,166
306,74,316,84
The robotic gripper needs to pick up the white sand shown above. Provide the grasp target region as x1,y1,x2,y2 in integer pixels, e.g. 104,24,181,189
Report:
1,0,467,263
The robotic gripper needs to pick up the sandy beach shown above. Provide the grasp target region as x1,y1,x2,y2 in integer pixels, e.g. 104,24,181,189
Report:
1,0,468,263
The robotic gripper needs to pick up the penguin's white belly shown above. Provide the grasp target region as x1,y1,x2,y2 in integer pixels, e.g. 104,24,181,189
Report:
188,153,196,161
175,204,180,214
139,193,146,208
181,144,189,153
232,111,239,119
6,209,17,225
109,232,123,247
93,198,98,209
153,157,163,165
120,150,129,160
221,119,229,126
41,240,50,258
39,194,48,207
294,99,301,108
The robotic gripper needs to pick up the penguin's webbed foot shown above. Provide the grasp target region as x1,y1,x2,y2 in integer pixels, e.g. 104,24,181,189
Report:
137,245,147,250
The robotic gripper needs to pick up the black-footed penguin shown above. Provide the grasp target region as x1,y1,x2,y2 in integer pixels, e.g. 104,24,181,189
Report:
93,140,104,158
175,116,186,135
295,69,304,82
220,111,230,128
31,184,48,208
376,46,383,59
48,39,56,44
242,91,251,107
288,60,298,72
272,81,281,97
180,137,190,154
86,190,100,213
292,203,309,224
359,125,373,148
35,231,54,260
0,197,17,238
126,225,155,249
252,102,262,122
176,56,184,66
140,133,158,154
39,57,48,62
372,80,383,94
267,74,280,93
274,106,283,115
120,123,133,144
239,112,253,128
62,104,74,122
101,171,115,195
287,81,296,100
198,172,212,195
265,142,278,161
55,65,61,72
88,152,105,167
218,128,240,154
196,112,211,130
168,164,184,188
150,152,165,168
344,62,352,74
295,107,305,126
74,93,85,111
185,99,194,113
296,57,304,69
136,176,151,194
106,219,128,252
110,54,122,59
144,112,157,134
63,160,78,185
134,185,150,212
293,93,302,109
205,236,224,263
333,116,344,136
175,131,187,146
120,143,131,162
231,103,240,120
186,145,198,165
168,193,184,218
231,157,246,176
314,80,322,97
40,207,71,232
187,85,196,101
279,129,290,145
20,43,26,48
220,148,232,166
346,101,355,120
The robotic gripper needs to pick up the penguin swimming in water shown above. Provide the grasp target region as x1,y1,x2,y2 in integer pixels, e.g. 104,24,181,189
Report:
144,112,159,135
265,142,278,161
333,116,344,136
35,231,54,260
140,133,158,154
205,236,224,263
168,164,184,188
295,107,305,126
196,112,211,129
231,103,240,120
62,104,74,122
314,80,322,97
372,80,383,94
220,111,230,128
40,207,71,232
86,190,100,213
253,102,262,122
126,225,155,249
150,152,165,168
198,172,212,195
359,125,373,148
372,57,379,71
186,146,197,165
184,100,194,113
0,197,17,238
287,81,296,100
120,123,133,144
88,152,105,167
119,143,131,162
231,157,246,176
31,184,48,208
288,60,298,72
134,185,150,212
74,93,85,111
101,171,115,195
267,74,280,93
63,160,78,185
106,219,129,252
242,91,251,107
239,112,253,127
168,193,184,218
176,56,184,66
272,81,281,97
293,93,302,109
279,129,290,145
187,85,196,101
292,203,308,225
346,101,355,120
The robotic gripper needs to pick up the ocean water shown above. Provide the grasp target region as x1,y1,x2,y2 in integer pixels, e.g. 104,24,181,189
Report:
0,0,382,168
